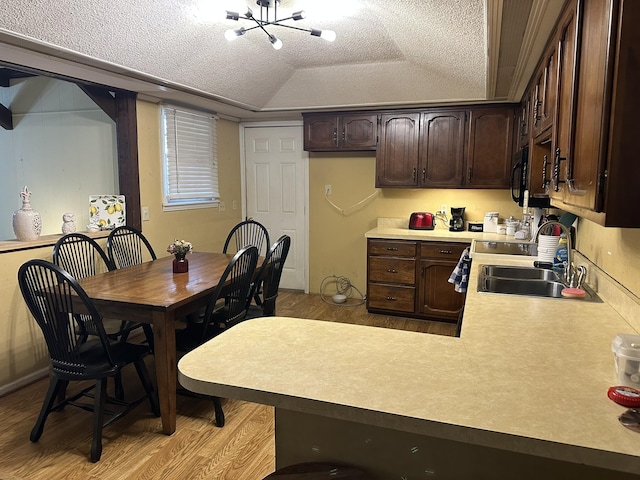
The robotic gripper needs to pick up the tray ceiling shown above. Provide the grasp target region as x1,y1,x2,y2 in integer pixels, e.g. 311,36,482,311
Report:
0,0,566,119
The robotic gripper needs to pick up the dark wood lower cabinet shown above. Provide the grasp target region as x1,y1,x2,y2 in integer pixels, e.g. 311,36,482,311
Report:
367,239,469,323
417,260,465,321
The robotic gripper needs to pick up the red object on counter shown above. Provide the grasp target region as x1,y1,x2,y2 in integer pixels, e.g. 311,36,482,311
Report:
608,386,640,407
409,212,435,230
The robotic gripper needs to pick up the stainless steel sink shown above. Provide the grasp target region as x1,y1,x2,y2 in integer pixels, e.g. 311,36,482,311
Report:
477,264,599,301
480,264,560,281
473,241,538,256
479,276,566,298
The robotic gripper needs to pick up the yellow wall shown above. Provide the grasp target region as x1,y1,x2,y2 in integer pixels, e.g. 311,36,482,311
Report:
308,153,524,295
576,220,640,297
0,100,243,389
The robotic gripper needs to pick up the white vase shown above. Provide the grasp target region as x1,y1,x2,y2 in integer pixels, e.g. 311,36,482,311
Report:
12,186,42,241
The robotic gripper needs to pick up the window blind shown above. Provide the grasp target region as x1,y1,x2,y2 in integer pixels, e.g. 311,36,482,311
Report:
162,106,219,206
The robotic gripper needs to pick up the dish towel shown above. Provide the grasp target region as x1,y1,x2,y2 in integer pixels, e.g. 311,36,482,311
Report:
448,247,471,293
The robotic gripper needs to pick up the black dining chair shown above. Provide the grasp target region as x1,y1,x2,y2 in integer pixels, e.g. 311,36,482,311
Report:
106,225,157,269
17,259,160,463
246,235,291,318
223,219,270,306
53,233,150,348
105,226,156,348
176,245,259,427
53,233,117,341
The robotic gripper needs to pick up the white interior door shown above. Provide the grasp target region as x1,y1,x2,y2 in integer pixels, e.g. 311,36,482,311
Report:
242,123,308,292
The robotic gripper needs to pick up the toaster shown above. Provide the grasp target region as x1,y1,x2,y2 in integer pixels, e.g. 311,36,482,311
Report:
409,212,435,230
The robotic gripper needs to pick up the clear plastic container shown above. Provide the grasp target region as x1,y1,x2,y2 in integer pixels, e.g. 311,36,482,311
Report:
612,333,640,387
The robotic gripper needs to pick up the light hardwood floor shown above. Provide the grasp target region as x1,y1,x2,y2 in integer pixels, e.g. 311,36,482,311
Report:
0,292,456,479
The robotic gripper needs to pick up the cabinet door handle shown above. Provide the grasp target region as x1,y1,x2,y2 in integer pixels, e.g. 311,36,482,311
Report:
467,167,472,183
386,269,398,273
542,154,550,190
386,296,397,301
386,247,399,251
333,129,338,146
412,168,416,180
553,148,566,192
342,129,346,142
439,250,452,255
422,168,426,182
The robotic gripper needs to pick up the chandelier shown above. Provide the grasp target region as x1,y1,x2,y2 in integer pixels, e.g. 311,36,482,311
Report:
224,0,336,50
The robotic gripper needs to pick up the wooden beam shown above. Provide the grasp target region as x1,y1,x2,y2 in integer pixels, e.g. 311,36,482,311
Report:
0,102,13,130
79,85,117,121
114,91,142,230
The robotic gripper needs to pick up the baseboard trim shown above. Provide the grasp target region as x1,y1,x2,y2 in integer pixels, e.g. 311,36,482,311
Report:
0,367,49,397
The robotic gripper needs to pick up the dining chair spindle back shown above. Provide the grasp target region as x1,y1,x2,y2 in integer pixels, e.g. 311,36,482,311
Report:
222,219,270,257
246,234,291,318
107,225,157,269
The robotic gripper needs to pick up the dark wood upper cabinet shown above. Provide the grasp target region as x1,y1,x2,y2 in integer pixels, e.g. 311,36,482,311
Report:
532,44,557,138
376,112,421,187
546,0,640,227
548,0,580,204
419,111,466,187
303,113,377,151
517,89,532,149
375,106,515,189
466,107,514,188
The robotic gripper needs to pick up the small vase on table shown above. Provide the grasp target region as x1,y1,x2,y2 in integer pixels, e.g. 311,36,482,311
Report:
168,239,193,274
172,254,189,273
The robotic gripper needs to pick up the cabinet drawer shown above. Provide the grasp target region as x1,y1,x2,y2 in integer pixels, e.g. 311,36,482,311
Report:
367,284,415,313
420,242,468,260
369,240,417,257
368,257,415,284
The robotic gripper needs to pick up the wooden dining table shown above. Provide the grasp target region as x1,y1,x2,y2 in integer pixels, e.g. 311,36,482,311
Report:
77,251,236,435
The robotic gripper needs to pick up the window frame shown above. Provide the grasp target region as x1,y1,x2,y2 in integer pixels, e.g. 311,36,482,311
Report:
161,104,219,211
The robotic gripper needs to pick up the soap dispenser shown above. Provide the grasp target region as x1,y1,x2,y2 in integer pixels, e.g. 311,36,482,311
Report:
554,234,569,266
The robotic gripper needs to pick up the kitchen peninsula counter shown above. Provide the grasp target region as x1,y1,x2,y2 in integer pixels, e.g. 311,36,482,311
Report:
179,222,640,478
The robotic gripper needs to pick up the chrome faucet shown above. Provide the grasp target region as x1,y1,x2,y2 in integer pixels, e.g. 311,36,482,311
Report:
532,220,574,285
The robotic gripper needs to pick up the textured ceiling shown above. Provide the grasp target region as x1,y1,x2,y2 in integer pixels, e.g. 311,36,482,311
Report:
0,0,566,119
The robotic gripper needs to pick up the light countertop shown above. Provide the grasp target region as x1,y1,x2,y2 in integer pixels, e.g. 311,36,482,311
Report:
178,223,640,475
363,216,529,244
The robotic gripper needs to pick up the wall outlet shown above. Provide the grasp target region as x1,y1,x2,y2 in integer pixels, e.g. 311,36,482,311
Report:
141,206,150,221
219,200,225,212
325,185,332,195
440,204,448,214
232,200,238,210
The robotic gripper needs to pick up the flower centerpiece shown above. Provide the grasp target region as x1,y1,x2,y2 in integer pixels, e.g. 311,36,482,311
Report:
167,239,193,273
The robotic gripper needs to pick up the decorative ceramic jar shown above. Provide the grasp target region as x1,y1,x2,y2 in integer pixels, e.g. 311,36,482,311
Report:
172,254,189,273
62,212,76,234
12,186,42,241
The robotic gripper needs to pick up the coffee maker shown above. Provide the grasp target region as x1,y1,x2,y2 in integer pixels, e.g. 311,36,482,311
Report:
449,207,465,231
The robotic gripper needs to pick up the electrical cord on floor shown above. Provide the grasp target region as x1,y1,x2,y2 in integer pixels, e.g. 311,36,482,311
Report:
320,275,366,307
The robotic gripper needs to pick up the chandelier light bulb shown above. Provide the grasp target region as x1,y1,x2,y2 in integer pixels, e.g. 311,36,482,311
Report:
320,30,336,42
311,28,337,42
270,35,283,50
225,28,245,41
